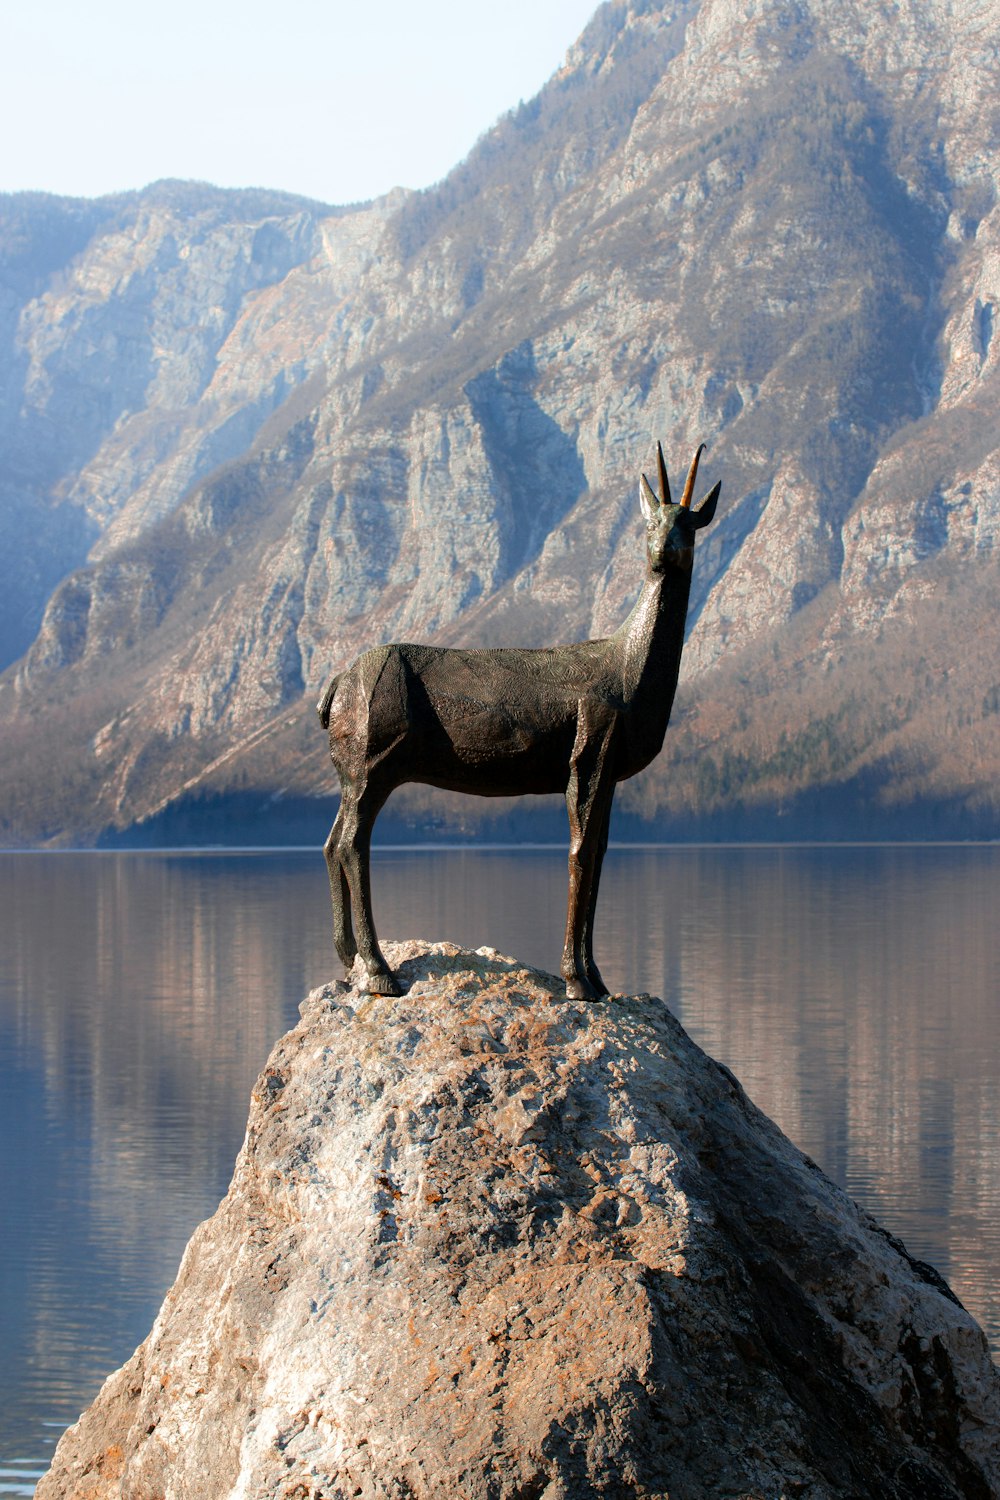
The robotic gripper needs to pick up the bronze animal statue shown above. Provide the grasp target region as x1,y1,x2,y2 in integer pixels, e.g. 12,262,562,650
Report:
318,441,720,1000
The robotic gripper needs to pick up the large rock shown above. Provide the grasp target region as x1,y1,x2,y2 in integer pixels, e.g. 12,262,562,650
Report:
38,942,1000,1499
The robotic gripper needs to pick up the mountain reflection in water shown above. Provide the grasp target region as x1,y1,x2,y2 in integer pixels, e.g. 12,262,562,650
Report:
2,844,998,1473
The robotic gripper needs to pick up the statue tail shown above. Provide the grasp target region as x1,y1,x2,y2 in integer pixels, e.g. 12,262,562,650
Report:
317,674,341,729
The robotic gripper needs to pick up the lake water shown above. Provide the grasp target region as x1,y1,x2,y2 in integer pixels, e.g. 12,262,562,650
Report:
2,844,999,1491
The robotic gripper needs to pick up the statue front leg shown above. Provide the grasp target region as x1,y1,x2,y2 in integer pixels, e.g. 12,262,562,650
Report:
580,795,613,997
562,711,617,1001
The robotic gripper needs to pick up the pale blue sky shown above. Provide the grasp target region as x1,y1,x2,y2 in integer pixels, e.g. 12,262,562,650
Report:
0,0,600,205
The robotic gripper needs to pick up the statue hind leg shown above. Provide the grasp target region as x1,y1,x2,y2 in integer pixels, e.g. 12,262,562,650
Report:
337,779,401,996
324,804,357,976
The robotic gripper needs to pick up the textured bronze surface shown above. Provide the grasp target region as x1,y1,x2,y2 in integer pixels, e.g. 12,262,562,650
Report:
318,443,720,999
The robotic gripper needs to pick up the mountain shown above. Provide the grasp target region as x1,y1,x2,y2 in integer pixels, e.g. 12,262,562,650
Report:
2,0,999,847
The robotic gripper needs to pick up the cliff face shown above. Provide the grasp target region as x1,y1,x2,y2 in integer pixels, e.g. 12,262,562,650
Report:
0,181,396,671
37,943,1000,1500
3,0,1000,842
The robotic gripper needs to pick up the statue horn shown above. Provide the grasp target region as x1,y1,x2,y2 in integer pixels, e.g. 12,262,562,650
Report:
656,441,672,506
680,443,706,509
640,472,660,513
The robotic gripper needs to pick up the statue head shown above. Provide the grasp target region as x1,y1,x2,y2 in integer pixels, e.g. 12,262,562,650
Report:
639,442,721,572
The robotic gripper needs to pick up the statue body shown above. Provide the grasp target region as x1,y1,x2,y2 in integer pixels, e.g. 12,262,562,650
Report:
319,443,720,1000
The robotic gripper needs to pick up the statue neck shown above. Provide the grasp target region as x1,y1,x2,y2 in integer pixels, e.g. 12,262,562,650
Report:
615,561,693,706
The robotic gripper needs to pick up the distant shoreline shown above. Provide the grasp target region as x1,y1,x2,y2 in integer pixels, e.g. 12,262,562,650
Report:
5,838,999,855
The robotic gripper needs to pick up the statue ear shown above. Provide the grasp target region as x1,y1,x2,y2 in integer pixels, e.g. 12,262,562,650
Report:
689,480,721,530
639,473,660,525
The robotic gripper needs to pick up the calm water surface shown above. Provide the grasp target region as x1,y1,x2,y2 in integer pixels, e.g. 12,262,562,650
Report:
2,845,999,1489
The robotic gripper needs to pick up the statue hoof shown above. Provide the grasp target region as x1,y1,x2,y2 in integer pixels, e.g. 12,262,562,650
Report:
364,970,403,997
564,975,608,1002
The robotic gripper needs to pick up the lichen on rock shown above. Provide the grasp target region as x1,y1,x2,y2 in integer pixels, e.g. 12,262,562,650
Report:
38,942,1000,1499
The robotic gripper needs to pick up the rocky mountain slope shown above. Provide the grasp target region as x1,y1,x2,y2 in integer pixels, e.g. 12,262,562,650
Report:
36,943,1000,1498
3,0,1000,845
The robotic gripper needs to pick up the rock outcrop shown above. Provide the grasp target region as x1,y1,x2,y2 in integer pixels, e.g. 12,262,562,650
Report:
38,942,1000,1499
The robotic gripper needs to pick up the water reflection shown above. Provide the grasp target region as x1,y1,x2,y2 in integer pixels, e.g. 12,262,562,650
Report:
2,845,998,1469
0,852,327,1472
635,845,1000,1353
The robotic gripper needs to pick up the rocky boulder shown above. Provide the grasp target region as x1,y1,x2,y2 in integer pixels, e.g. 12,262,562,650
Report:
38,942,1000,1499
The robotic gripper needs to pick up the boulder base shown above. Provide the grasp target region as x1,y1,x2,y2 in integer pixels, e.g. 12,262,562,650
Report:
39,942,1000,1499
